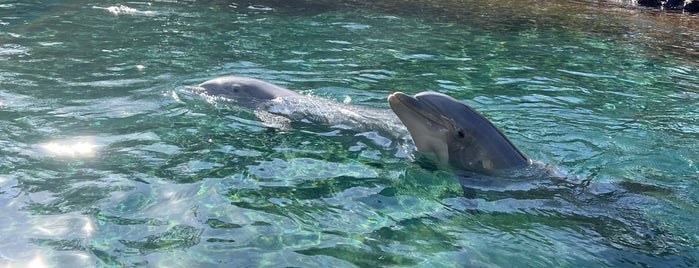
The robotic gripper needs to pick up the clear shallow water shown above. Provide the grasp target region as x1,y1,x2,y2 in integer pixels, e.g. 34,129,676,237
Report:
1,0,698,267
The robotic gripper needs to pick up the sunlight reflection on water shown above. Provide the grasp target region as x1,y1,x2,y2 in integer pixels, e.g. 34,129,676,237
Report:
27,255,49,268
40,140,97,157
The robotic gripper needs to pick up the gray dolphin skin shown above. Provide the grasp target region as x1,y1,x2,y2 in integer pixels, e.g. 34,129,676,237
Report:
388,91,531,174
195,76,410,143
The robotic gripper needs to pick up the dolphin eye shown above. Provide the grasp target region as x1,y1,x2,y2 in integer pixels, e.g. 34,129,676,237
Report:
456,129,465,139
231,83,242,93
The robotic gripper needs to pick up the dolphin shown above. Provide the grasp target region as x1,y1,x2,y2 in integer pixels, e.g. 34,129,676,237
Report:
193,76,411,146
386,91,576,201
388,91,532,175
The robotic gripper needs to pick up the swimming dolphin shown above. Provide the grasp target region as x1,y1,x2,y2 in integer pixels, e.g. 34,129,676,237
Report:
388,91,532,175
194,76,410,145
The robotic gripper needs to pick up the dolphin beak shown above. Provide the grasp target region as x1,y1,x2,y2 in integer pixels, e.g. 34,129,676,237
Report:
388,92,442,126
388,92,425,116
388,92,416,107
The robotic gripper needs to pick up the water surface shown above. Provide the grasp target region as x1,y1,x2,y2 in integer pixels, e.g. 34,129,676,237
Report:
1,1,698,267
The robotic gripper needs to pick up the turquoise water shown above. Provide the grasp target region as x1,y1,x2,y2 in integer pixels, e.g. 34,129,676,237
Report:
1,0,698,267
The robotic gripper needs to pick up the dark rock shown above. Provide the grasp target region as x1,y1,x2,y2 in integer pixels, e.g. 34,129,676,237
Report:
664,0,686,10
638,0,662,7
686,0,699,12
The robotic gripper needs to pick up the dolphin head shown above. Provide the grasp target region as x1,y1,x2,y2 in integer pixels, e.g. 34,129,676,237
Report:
388,91,530,174
197,76,300,106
